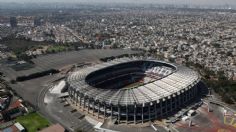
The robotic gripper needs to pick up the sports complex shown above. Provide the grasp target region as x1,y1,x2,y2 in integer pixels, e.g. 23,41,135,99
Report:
67,58,201,124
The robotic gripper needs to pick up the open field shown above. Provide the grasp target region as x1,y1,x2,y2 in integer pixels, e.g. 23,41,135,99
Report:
16,112,50,132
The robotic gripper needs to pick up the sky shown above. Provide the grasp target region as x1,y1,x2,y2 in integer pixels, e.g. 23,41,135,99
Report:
0,0,235,6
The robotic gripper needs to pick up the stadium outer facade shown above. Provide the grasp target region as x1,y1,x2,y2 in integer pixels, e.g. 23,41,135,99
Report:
67,58,201,124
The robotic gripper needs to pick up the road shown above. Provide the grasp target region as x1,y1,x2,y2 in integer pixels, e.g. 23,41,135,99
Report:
37,78,95,132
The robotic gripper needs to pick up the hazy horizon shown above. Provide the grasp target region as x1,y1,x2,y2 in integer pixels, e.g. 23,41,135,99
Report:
0,0,235,6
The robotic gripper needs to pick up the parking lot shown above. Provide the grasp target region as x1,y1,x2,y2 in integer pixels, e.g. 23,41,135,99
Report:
173,103,236,132
39,81,95,132
0,49,139,81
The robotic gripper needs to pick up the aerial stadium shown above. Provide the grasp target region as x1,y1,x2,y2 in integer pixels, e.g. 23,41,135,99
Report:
67,58,201,124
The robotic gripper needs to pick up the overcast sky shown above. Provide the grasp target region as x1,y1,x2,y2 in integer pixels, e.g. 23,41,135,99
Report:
0,0,235,6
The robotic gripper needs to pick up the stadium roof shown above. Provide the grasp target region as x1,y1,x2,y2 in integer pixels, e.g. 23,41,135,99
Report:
67,58,200,106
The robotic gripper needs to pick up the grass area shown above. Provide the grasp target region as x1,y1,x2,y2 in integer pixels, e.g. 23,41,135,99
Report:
16,112,50,132
0,38,50,54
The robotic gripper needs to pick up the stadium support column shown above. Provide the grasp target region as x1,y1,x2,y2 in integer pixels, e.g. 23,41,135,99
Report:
189,89,192,99
182,92,185,103
104,104,106,120
193,87,195,98
196,85,198,96
87,99,90,113
142,105,144,124
83,97,86,111
190,88,192,99
68,88,71,96
185,91,187,103
70,88,73,98
134,105,136,124
68,88,71,97
148,103,151,122
98,103,100,119
175,95,177,110
76,92,79,106
126,105,128,124
186,91,188,102
68,88,71,99
74,91,76,104
178,93,181,108
193,86,196,97
155,102,157,119
118,106,121,124
195,85,198,96
73,90,76,104
79,95,82,107
187,90,189,102
71,89,73,99
160,100,163,117
92,101,95,116
189,90,191,100
170,97,173,113
187,90,190,102
192,86,195,97
165,98,168,114
111,106,113,119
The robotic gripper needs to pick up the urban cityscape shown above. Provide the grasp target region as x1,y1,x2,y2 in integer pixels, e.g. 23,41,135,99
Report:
0,1,236,132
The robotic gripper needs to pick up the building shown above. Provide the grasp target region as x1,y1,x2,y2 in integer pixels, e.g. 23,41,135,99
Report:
16,16,34,27
10,17,17,28
34,18,44,27
0,16,10,26
1,100,26,121
67,58,201,124
2,122,25,132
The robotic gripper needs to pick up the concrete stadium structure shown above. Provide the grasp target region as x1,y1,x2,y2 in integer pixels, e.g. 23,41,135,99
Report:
67,58,201,124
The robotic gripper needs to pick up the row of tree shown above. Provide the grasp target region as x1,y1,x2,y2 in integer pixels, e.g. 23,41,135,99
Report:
16,69,59,82
186,62,235,104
